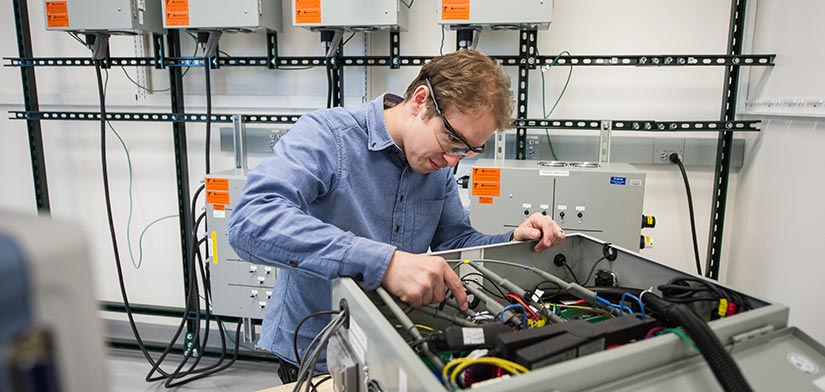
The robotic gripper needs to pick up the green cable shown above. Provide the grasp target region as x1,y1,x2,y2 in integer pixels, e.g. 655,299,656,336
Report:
537,49,573,160
661,327,698,351
104,68,178,269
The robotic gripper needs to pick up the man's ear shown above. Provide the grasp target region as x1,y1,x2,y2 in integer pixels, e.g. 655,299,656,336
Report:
409,85,429,116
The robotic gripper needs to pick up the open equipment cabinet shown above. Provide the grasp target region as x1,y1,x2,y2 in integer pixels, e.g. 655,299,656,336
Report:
328,235,825,391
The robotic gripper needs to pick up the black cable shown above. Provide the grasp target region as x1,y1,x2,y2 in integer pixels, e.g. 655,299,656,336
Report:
561,263,581,285
642,292,753,392
96,53,235,388
325,61,333,109
670,153,703,276
460,273,507,300
311,375,332,392
293,310,340,365
96,60,179,379
581,256,607,286
145,183,209,383
205,58,213,174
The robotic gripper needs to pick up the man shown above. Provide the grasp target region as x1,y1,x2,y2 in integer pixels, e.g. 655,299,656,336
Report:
227,49,565,383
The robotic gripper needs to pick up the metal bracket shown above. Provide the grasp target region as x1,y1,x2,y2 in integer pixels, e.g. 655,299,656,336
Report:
389,31,401,69
515,29,538,159
232,114,247,171
599,120,612,164
266,32,278,69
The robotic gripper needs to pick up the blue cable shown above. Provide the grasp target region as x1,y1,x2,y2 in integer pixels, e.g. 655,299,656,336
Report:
499,304,528,329
595,296,633,315
620,292,646,319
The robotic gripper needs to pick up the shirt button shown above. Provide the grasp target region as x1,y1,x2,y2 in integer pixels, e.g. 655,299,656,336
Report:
289,260,299,267
355,273,364,282
395,225,400,232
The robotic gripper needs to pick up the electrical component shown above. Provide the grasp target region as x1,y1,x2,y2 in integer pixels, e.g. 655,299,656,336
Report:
506,315,657,369
429,324,513,351
161,0,283,31
43,0,164,34
470,159,646,250
292,0,409,31
439,0,553,31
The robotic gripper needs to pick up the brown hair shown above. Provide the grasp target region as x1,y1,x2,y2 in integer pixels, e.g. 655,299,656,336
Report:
404,49,513,130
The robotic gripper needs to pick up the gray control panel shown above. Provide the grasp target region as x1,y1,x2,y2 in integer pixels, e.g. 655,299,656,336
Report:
469,159,646,251
205,169,274,319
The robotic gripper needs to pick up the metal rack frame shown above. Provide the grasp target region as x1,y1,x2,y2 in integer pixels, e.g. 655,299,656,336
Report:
7,0,765,345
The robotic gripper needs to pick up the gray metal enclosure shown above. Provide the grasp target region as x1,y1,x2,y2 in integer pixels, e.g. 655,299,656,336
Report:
330,235,825,391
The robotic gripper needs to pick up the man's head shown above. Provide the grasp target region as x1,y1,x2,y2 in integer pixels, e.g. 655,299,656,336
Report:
396,50,513,173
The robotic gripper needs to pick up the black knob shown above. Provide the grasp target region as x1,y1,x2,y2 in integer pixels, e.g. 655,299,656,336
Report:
559,211,565,218
577,212,583,219
524,210,530,216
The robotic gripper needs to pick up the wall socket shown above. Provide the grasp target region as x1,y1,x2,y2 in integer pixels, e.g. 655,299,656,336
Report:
653,139,686,164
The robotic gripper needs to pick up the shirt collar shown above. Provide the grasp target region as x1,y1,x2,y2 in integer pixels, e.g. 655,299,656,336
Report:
366,93,404,152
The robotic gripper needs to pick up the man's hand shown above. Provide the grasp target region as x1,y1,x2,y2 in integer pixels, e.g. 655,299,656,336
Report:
513,212,566,252
381,250,468,311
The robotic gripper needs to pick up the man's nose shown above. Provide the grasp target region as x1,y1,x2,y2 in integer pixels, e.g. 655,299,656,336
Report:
444,154,462,167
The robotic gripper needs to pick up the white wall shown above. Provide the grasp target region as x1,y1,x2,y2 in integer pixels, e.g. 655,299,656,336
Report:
727,0,825,343
2,0,817,338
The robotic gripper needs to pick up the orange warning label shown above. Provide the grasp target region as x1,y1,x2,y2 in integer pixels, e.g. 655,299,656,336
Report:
441,0,470,20
45,1,69,27
205,178,229,191
45,1,67,13
165,0,189,12
472,167,500,182
471,181,500,197
478,197,494,205
206,191,229,205
165,0,189,26
213,204,225,211
295,0,321,24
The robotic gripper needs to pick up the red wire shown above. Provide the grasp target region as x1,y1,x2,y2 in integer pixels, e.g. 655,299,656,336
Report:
504,293,540,320
646,326,667,339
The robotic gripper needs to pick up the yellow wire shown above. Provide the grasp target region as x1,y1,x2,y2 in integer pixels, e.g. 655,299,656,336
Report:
444,357,529,384
394,324,437,332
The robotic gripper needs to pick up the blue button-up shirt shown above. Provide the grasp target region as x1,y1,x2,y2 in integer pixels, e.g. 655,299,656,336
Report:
227,93,512,370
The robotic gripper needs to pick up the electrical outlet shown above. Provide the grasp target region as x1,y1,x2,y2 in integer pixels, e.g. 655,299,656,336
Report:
652,139,685,165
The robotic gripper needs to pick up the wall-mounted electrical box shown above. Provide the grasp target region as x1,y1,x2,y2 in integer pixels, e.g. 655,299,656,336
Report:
161,0,283,31
292,0,409,31
469,159,645,251
43,0,164,34
439,0,553,30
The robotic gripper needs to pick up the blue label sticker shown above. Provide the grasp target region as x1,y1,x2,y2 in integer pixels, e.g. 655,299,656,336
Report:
610,176,627,185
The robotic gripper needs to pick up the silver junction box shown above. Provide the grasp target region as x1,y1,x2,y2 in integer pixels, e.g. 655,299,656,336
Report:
469,159,646,251
438,0,553,30
161,0,283,31
43,0,164,34
292,0,409,31
330,236,825,391
205,169,275,319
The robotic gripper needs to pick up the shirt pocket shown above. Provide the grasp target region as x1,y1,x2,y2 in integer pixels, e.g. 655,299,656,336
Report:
413,198,446,249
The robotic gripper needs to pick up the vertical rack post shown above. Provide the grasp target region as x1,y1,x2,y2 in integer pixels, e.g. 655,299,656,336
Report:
166,30,196,329
516,29,537,160
12,0,50,213
705,0,748,280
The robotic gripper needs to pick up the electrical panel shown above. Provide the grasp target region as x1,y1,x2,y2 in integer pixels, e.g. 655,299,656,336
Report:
292,0,409,31
329,236,825,391
439,0,553,30
205,169,275,319
469,159,646,251
43,0,164,33
161,0,283,31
